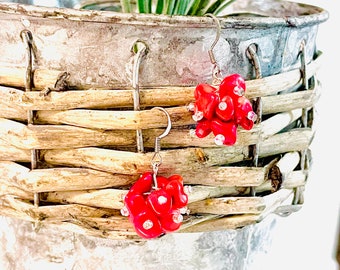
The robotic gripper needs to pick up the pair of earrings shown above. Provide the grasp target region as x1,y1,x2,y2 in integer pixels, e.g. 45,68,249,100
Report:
122,16,256,239
122,79,257,239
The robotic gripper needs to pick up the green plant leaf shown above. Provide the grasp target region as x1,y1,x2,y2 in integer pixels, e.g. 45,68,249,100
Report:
137,0,152,13
120,0,236,16
120,0,131,13
187,0,201,15
166,0,177,15
205,0,237,15
188,0,210,16
174,0,191,15
155,0,165,14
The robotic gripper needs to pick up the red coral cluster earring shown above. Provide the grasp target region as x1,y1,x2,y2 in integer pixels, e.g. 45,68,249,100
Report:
121,107,189,239
189,73,257,146
189,15,257,146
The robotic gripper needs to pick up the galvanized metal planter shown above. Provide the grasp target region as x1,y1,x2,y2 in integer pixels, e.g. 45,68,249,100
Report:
0,0,328,88
0,1,328,240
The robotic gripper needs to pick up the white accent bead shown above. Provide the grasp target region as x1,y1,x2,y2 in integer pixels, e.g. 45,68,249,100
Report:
143,220,153,230
214,134,225,145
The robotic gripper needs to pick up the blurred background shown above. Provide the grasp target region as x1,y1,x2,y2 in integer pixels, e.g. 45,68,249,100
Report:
251,1,339,269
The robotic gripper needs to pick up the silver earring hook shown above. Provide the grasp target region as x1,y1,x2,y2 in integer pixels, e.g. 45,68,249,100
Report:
205,13,221,65
150,107,172,189
205,14,222,85
152,107,172,141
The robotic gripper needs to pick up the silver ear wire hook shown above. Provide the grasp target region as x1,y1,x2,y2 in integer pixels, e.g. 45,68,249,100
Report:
152,107,172,141
205,13,222,85
150,107,172,189
206,14,221,65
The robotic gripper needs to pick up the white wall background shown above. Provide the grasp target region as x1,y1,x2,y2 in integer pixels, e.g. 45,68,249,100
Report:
251,1,339,269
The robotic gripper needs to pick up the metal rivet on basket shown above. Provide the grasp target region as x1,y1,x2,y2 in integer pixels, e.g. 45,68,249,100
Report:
246,43,262,81
300,39,309,128
40,71,70,96
295,40,310,205
299,39,308,91
21,29,40,209
131,39,148,153
246,43,263,197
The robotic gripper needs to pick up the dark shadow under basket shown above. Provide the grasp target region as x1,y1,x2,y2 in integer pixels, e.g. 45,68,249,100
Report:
0,1,328,240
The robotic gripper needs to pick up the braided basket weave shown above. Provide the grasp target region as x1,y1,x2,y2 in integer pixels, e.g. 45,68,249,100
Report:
0,1,328,240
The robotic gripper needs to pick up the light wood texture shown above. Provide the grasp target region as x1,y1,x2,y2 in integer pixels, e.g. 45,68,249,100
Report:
0,86,319,123
188,196,265,215
0,161,137,192
0,196,122,226
40,129,313,174
0,127,313,174
0,108,302,150
179,214,259,233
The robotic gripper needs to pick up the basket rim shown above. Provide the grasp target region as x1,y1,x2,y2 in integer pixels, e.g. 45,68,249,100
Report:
0,1,329,28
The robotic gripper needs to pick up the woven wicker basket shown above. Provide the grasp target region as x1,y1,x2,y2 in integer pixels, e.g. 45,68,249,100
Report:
0,1,328,240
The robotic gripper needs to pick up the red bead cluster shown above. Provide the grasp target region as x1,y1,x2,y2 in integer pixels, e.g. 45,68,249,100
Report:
190,74,257,145
121,172,189,239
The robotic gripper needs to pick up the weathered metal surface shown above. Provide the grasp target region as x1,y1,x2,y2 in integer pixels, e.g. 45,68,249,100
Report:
0,0,328,89
0,214,278,269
